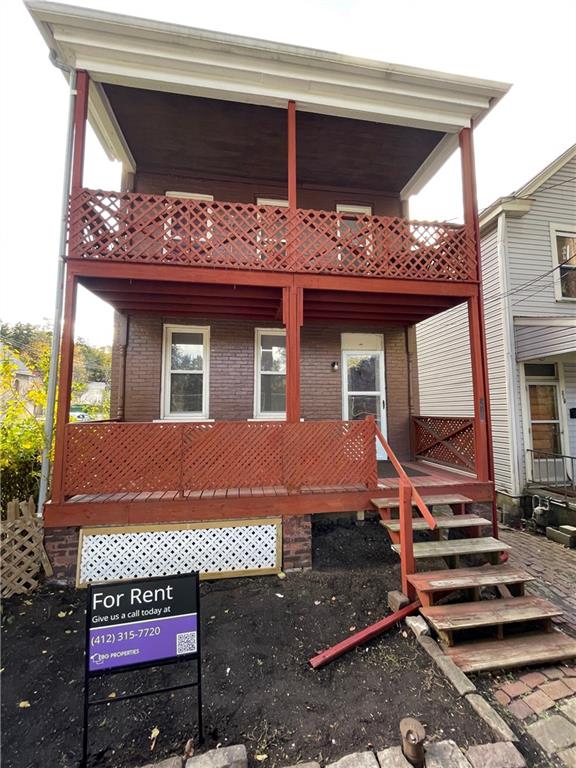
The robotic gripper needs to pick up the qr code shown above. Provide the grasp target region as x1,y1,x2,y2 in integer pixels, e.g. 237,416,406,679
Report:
176,631,197,655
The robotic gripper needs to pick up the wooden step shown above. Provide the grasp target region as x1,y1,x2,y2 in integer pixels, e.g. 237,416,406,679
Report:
408,565,533,593
422,596,562,633
391,537,511,561
444,630,576,673
382,514,490,533
371,493,473,510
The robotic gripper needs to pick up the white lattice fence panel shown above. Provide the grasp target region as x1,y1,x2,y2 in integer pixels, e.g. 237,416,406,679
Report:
78,519,281,585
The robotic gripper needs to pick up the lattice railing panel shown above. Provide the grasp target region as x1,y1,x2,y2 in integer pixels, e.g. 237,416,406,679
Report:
412,416,475,472
69,189,477,281
1,518,45,597
64,422,182,494
62,420,378,497
78,520,281,584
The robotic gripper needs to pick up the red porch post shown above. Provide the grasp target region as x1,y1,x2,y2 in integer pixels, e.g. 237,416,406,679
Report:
50,72,88,504
50,272,78,504
71,70,89,190
283,285,303,422
460,128,496,522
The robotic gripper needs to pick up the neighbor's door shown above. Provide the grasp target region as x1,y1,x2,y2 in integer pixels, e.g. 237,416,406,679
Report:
526,382,565,484
342,349,387,460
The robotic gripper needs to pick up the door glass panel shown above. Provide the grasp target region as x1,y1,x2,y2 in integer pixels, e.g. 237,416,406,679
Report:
528,384,561,454
348,395,379,421
531,423,561,453
529,385,558,421
171,333,204,371
170,373,203,413
347,354,379,392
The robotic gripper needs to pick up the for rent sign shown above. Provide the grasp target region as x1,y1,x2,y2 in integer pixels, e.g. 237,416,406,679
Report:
87,573,199,673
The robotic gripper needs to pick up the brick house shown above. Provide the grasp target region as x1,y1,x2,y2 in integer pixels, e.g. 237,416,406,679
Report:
28,2,510,586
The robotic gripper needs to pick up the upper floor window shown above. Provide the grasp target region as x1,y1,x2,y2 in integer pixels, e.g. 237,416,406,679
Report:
162,325,209,419
551,224,576,300
254,329,286,419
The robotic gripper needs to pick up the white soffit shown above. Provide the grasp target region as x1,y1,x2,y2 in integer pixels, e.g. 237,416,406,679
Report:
26,1,510,190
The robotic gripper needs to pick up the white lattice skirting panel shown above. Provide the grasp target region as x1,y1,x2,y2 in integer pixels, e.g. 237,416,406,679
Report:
77,519,281,586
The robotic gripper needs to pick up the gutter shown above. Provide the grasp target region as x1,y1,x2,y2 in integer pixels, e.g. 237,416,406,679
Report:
37,53,77,516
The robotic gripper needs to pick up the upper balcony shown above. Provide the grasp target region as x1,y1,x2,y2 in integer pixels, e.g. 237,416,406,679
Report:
69,189,477,282
28,2,509,286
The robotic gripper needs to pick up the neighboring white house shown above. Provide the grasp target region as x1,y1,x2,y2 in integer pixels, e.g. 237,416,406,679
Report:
415,144,576,517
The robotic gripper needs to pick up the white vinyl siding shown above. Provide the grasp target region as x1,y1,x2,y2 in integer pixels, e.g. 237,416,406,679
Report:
415,226,516,493
482,225,516,494
515,325,576,360
506,157,576,318
415,303,473,417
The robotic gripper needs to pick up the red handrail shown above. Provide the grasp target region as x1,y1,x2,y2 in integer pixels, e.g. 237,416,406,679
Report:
374,423,436,597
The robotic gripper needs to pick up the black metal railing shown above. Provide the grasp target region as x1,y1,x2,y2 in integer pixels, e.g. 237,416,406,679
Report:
527,449,576,503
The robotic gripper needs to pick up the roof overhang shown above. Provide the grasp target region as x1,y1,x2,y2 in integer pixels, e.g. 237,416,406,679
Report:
479,196,533,233
26,1,510,192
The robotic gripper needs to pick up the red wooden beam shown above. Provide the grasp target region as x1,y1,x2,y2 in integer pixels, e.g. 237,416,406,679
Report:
71,70,89,190
306,291,455,309
100,293,280,309
309,600,421,669
69,259,479,298
460,128,495,510
81,279,281,301
284,285,302,422
114,303,276,319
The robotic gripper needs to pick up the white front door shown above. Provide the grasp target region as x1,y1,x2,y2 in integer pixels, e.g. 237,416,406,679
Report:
342,349,387,460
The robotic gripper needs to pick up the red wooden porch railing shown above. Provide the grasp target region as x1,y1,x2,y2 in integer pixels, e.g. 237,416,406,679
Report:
60,419,378,498
374,423,436,598
68,189,477,282
412,416,475,472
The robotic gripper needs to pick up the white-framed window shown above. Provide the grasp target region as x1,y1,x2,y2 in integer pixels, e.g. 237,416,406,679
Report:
254,329,286,419
161,325,209,420
550,223,576,300
164,192,214,252
336,203,373,261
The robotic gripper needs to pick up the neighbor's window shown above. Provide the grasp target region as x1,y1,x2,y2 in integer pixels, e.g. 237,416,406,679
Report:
162,325,209,419
255,329,286,418
551,226,576,299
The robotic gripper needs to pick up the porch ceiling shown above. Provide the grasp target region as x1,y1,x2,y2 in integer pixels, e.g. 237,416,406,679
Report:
80,277,462,325
104,86,445,194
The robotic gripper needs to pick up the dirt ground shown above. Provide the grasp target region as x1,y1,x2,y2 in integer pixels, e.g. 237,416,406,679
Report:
2,517,496,768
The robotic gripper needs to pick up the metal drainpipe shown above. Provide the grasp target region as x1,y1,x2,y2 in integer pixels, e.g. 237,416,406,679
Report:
37,54,78,516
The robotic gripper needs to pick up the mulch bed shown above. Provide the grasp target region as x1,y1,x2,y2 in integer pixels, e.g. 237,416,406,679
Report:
1,516,494,768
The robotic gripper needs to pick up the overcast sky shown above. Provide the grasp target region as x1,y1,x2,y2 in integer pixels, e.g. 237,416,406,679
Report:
1,0,575,346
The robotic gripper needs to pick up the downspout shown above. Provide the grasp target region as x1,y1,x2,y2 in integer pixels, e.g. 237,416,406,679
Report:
37,54,78,516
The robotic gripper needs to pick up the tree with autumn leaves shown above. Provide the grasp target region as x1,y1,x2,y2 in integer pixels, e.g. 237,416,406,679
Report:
0,322,111,510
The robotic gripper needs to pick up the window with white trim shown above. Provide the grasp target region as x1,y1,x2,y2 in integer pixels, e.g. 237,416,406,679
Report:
551,224,576,300
255,329,286,418
162,325,209,419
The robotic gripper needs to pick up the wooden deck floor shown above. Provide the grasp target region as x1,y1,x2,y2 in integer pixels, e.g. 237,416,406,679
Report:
45,461,493,528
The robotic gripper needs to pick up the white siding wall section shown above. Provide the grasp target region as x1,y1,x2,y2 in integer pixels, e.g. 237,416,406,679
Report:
515,325,576,360
483,224,515,494
415,227,516,492
415,303,473,417
507,157,576,318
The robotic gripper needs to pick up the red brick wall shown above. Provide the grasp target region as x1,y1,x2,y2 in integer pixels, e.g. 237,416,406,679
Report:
44,527,79,584
282,515,312,570
114,316,411,457
135,171,402,217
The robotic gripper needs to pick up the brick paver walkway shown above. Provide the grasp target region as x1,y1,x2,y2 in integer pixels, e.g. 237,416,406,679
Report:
488,527,576,766
499,526,576,636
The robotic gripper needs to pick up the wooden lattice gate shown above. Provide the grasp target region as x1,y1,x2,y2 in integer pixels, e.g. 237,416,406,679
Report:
1,498,53,597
